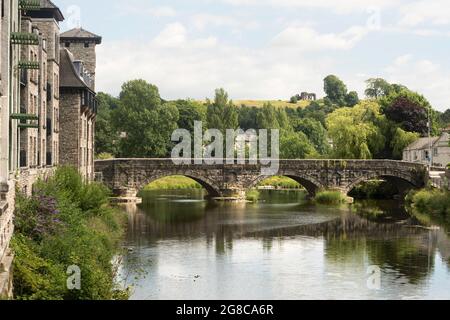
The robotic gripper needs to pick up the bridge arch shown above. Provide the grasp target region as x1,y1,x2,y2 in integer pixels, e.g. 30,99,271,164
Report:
249,172,325,197
346,172,420,197
134,173,222,198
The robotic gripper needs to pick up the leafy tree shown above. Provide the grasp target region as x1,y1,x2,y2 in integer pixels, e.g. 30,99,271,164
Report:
365,78,392,99
324,75,348,107
345,91,360,107
206,88,238,133
174,99,206,134
292,118,330,155
112,79,179,157
238,106,258,130
281,131,318,159
439,109,450,127
95,93,120,156
256,103,291,132
326,101,386,159
380,90,434,135
390,127,419,159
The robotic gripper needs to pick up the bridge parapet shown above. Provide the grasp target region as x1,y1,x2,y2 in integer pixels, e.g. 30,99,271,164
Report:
95,159,428,200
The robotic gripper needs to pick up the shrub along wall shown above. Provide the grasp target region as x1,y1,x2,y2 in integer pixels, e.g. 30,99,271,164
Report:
11,167,127,300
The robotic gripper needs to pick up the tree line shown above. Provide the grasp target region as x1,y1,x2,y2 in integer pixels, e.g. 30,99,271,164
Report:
95,76,450,160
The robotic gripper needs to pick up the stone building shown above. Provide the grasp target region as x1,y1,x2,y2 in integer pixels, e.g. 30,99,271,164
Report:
403,129,450,168
0,1,100,297
59,28,101,181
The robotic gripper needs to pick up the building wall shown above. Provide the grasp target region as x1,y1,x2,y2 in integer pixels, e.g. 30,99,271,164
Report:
63,42,97,89
0,0,20,299
31,19,60,168
59,89,81,169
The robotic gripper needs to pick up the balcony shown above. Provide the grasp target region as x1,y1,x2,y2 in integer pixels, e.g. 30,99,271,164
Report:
11,32,39,45
19,0,41,11
18,61,40,70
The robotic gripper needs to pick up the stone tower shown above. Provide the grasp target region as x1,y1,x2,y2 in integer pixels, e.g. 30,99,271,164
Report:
60,28,102,89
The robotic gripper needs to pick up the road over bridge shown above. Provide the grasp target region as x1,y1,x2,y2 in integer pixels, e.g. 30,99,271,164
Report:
95,159,428,200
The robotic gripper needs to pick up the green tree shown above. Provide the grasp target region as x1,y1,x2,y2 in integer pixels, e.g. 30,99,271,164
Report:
174,99,206,134
324,75,348,107
95,92,120,156
206,88,238,133
345,91,360,107
326,101,386,159
281,131,318,159
380,89,438,135
292,118,330,155
113,80,179,157
238,105,258,130
390,127,419,159
365,78,392,99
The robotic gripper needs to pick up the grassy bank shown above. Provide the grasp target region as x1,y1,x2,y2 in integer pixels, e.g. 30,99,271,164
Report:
12,167,128,300
406,189,450,225
143,176,202,190
257,176,303,189
314,190,348,205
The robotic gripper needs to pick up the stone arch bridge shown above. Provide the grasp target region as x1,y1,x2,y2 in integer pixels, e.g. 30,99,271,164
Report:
94,159,428,200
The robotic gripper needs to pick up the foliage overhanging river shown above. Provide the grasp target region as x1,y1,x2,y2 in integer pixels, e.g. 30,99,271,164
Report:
116,190,450,300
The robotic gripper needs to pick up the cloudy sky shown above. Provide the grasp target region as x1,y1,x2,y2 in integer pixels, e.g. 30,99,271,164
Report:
55,0,450,111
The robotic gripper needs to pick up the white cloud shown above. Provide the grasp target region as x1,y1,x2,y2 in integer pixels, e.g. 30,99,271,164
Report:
399,0,450,27
271,25,369,51
222,0,402,13
190,13,259,31
384,55,450,110
96,22,331,102
118,3,177,18
152,23,187,47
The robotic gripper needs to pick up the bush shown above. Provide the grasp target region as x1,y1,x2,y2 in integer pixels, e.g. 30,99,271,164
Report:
409,189,450,217
12,167,127,300
314,190,347,205
246,190,260,202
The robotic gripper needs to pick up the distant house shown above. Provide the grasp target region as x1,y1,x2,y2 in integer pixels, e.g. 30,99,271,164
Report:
403,127,450,167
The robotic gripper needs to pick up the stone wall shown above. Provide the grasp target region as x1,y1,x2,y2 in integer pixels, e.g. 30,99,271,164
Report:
0,180,15,298
95,159,428,199
59,89,80,168
63,42,97,89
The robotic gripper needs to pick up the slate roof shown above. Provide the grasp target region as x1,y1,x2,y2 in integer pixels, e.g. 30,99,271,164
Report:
404,137,439,151
26,0,64,21
59,49,93,91
60,28,102,44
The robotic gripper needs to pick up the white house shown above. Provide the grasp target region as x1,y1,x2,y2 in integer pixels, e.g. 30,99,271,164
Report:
403,127,450,168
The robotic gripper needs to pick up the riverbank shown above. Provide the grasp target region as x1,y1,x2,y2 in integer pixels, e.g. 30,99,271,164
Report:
406,188,450,228
11,167,128,300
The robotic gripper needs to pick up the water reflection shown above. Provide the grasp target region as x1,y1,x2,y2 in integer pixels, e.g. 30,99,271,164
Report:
118,190,450,300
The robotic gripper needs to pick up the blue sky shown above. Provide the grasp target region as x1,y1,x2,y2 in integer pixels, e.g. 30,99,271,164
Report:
55,0,450,110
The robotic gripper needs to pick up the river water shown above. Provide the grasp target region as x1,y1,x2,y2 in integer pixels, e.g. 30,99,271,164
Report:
117,190,450,300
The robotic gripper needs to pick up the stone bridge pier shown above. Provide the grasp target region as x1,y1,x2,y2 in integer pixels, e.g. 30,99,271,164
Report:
94,159,428,201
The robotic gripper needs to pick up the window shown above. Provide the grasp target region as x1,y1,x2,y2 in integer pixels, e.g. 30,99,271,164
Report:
65,42,70,47
84,42,90,48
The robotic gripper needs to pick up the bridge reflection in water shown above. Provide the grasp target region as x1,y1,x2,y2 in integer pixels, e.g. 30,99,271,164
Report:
118,190,450,300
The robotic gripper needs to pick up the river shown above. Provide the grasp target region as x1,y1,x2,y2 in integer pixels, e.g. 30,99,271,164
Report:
117,190,450,300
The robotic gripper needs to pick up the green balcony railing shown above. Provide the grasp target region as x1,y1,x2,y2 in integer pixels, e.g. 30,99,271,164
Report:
18,61,40,69
11,32,39,45
11,113,39,121
19,0,41,11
